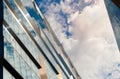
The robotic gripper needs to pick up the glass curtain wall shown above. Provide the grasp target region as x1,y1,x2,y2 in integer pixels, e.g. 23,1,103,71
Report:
104,0,120,51
3,0,81,79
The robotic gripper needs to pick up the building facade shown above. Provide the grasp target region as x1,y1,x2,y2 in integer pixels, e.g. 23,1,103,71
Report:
1,0,81,79
104,0,120,51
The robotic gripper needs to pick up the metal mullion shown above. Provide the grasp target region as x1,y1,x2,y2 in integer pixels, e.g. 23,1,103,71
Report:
33,1,78,78
60,46,81,79
33,0,61,46
41,29,75,78
43,12,76,76
33,1,81,79
3,19,41,69
40,29,70,78
13,0,59,75
33,2,76,78
32,1,73,78
13,0,77,78
43,29,72,68
32,1,44,19
33,0,75,71
4,0,58,73
5,0,58,74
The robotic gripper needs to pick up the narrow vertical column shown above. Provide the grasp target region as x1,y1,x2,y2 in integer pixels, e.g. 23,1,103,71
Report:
39,54,48,79
0,0,3,79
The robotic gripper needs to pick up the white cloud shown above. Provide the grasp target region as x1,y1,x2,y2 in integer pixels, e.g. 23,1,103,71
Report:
67,0,120,79
42,0,96,51
39,0,120,79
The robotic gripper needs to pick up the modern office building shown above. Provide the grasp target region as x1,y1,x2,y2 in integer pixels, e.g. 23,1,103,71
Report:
104,0,120,51
1,0,81,79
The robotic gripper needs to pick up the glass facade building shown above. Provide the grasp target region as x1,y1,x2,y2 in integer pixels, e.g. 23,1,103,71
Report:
1,0,81,79
104,0,120,51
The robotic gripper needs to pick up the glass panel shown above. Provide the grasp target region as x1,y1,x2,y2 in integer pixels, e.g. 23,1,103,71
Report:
104,0,120,51
4,2,40,65
4,37,40,79
3,67,14,79
43,57,58,79
3,0,78,79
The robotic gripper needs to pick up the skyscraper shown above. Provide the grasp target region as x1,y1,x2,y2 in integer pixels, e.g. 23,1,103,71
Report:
104,0,120,51
1,0,81,79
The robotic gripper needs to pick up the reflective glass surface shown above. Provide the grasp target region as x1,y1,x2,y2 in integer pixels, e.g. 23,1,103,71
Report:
3,1,41,78
3,0,79,79
4,4,40,64
4,37,40,79
105,0,120,51
3,67,15,79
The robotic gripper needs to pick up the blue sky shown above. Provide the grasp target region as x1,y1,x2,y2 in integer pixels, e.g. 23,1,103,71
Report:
36,0,97,38
36,0,120,79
